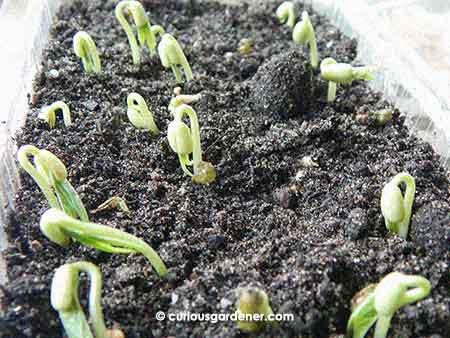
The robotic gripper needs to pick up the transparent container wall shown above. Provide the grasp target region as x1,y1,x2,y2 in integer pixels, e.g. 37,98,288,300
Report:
312,0,450,166
0,0,449,283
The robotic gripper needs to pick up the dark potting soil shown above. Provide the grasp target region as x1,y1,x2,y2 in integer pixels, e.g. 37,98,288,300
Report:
1,0,449,337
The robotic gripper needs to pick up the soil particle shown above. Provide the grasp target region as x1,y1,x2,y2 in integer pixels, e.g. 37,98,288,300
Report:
273,185,298,209
410,200,450,254
251,49,313,120
345,208,369,240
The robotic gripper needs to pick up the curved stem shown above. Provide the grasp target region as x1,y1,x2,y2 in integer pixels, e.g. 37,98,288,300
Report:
171,65,183,83
51,101,72,127
175,105,202,175
71,262,108,338
398,275,431,308
182,61,193,82
178,153,194,176
51,264,93,338
17,145,60,209
392,173,415,238
276,2,297,28
151,25,165,38
41,209,168,277
374,315,392,338
115,1,141,64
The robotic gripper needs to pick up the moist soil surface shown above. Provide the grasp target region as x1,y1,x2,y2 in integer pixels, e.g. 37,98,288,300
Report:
1,1,449,337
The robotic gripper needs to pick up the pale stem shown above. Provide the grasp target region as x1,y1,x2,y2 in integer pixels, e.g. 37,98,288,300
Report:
327,82,337,102
392,173,416,238
115,1,141,64
17,145,60,209
174,105,202,174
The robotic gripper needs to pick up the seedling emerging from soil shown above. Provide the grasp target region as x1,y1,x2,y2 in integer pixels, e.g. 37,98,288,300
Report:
17,145,88,221
158,34,193,83
236,287,274,333
347,272,431,338
320,57,374,102
92,196,130,214
276,2,297,28
373,109,393,126
168,104,216,184
380,172,415,239
40,208,168,276
38,101,72,128
127,92,159,133
168,92,202,114
238,38,253,56
293,11,318,69
51,261,124,338
115,0,165,64
73,31,101,74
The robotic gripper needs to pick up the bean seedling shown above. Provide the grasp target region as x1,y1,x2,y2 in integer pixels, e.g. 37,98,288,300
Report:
168,92,202,114
276,2,297,28
167,104,216,184
380,172,415,239
115,0,165,64
293,11,318,68
236,287,274,333
73,31,101,74
40,208,168,277
17,145,88,221
38,101,72,128
347,272,431,338
320,57,374,102
51,261,124,338
127,92,159,133
158,33,193,83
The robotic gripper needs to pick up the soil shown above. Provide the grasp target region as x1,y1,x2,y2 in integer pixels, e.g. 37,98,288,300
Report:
1,0,449,337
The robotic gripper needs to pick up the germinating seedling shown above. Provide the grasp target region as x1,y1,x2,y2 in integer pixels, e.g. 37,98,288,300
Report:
38,101,72,128
158,33,193,83
320,57,374,102
238,38,253,56
115,0,165,64
73,31,102,74
92,196,130,214
168,92,202,114
40,208,168,276
127,92,159,133
380,172,415,239
347,272,431,338
236,287,274,333
51,261,124,338
293,11,318,68
17,145,88,221
167,104,216,184
276,2,297,28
